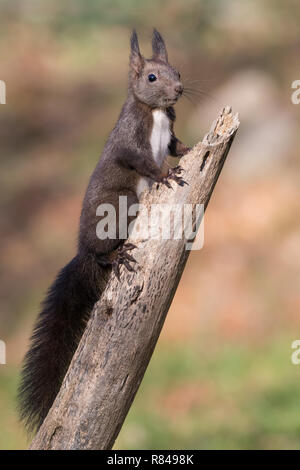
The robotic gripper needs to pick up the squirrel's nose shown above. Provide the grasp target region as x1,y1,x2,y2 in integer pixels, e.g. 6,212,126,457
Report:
174,83,183,95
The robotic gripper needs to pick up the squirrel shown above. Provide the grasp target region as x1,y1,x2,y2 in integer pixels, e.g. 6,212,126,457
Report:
18,28,191,433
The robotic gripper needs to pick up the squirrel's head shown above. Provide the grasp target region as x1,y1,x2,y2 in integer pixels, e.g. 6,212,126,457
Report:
129,29,183,109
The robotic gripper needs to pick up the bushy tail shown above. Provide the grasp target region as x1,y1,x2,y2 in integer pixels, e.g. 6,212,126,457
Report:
18,253,105,434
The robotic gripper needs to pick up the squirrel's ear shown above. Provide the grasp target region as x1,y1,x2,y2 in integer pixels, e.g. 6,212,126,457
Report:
152,28,168,63
130,29,144,74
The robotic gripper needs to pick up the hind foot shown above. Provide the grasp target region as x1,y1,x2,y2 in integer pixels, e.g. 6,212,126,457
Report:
112,243,137,280
97,243,137,281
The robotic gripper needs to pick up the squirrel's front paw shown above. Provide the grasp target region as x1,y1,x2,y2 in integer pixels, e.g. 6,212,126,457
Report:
157,166,188,189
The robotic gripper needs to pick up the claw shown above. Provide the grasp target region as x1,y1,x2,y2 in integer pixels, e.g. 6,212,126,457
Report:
123,243,137,251
124,253,137,263
113,261,120,281
156,166,187,190
162,178,172,189
111,242,138,280
123,258,136,272
168,166,188,187
172,165,183,175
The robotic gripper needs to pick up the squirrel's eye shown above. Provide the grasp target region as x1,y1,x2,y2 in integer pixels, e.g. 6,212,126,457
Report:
148,73,157,82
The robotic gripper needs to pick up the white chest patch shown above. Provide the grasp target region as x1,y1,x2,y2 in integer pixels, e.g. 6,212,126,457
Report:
150,109,171,167
136,110,171,199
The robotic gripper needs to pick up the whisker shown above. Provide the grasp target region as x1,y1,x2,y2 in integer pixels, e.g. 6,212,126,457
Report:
182,93,197,107
183,90,210,105
183,88,216,102
184,86,211,94
184,87,207,94
184,78,214,85
183,89,206,99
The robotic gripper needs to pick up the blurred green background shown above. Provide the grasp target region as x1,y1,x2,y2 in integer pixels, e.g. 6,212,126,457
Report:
0,0,300,450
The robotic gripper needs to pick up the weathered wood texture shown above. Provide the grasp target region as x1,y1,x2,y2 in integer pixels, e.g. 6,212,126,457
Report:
30,107,240,450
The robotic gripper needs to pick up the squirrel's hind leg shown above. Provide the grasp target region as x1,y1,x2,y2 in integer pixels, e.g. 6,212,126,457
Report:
95,190,138,279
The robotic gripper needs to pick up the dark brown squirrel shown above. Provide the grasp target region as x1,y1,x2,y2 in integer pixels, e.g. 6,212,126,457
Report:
18,28,191,433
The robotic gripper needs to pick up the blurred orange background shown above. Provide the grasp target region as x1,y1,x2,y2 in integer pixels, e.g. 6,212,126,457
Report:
0,0,300,449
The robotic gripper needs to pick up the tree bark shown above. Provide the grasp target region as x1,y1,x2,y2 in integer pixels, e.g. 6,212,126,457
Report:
30,106,240,450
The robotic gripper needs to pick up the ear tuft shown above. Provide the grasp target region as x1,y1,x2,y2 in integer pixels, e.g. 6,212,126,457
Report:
130,29,140,55
152,28,168,62
130,29,144,74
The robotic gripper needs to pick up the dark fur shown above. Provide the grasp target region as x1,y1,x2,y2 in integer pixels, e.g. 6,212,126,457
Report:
18,28,189,433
